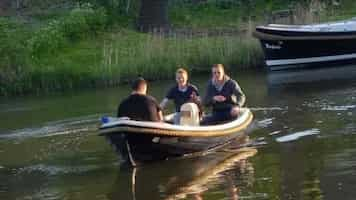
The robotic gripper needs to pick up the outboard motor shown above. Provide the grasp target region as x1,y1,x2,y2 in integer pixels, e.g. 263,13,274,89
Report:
179,103,200,126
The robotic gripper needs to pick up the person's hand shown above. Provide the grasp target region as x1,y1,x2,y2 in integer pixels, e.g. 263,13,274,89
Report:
190,92,197,100
231,106,240,117
213,95,226,102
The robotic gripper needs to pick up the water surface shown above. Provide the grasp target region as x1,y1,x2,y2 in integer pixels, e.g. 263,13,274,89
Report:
1,69,356,199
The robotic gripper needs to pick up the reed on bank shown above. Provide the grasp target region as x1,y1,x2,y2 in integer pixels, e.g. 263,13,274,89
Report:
2,0,356,96
99,28,263,85
1,28,262,96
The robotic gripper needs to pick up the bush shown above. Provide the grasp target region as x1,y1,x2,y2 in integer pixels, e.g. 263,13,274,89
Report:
28,4,107,57
62,4,107,41
28,20,66,57
0,18,30,95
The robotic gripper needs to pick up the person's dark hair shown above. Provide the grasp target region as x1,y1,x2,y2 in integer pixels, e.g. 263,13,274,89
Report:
176,68,188,76
132,77,147,91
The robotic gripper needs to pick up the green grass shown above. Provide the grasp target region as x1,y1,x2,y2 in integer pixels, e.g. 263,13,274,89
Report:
2,0,356,96
0,28,262,96
170,5,243,28
99,29,263,84
168,0,295,28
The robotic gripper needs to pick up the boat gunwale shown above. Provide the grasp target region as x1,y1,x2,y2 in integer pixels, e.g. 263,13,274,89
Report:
99,108,253,137
253,29,356,41
256,25,356,33
256,18,356,32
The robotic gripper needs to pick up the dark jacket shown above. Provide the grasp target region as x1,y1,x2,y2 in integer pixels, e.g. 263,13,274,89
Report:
165,83,200,112
203,75,245,112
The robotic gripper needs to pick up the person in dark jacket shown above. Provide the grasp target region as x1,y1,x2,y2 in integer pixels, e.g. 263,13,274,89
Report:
202,64,245,124
117,77,163,122
160,68,202,124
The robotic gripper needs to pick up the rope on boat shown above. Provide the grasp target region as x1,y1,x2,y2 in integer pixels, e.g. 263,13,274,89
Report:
126,141,137,167
131,167,137,200
101,112,253,137
253,30,356,41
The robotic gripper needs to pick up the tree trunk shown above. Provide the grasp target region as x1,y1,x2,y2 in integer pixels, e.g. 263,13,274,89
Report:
0,0,12,16
137,0,170,32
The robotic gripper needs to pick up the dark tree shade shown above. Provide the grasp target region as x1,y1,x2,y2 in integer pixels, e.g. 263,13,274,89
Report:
0,0,11,16
137,0,170,32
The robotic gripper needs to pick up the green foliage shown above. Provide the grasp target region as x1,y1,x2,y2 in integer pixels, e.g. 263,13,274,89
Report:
169,0,324,28
2,0,356,96
0,18,30,95
0,18,26,67
28,4,107,58
75,0,140,25
62,3,107,41
28,20,66,57
0,4,108,95
100,30,263,86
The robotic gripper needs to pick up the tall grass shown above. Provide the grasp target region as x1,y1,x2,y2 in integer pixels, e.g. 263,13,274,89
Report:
99,28,263,87
0,4,107,96
0,28,263,96
3,0,356,96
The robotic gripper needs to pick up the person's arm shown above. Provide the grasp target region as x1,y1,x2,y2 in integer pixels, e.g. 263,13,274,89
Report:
160,87,174,110
157,110,163,121
230,80,246,107
160,98,169,110
116,105,121,117
203,81,215,107
190,85,201,102
147,96,163,122
117,101,124,117
194,95,202,103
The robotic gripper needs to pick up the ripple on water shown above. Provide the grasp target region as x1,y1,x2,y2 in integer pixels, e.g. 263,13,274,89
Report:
0,104,34,113
257,118,274,128
321,105,356,111
0,115,100,140
268,130,282,136
250,107,284,111
276,128,320,143
25,190,62,200
240,193,269,199
18,164,100,176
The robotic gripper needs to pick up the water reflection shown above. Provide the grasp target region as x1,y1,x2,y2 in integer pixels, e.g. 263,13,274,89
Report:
109,148,257,200
267,64,356,87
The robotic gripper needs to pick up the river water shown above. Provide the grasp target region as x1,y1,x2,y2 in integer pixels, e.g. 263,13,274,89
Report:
1,69,356,200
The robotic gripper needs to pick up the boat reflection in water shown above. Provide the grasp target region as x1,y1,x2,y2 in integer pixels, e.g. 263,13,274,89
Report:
108,144,257,200
267,64,356,86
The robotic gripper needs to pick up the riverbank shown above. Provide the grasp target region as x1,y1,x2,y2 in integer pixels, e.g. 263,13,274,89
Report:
0,26,263,96
0,2,265,96
1,0,356,96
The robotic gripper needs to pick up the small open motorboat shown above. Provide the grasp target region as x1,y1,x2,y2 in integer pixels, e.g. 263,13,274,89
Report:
99,107,253,166
253,18,356,71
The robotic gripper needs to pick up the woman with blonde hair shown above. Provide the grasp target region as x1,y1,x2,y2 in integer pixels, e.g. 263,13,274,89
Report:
203,64,245,124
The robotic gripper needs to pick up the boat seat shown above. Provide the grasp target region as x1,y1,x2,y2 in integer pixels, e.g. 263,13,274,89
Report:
179,103,200,126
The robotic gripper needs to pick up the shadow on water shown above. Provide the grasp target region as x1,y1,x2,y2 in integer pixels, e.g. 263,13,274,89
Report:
108,147,257,200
